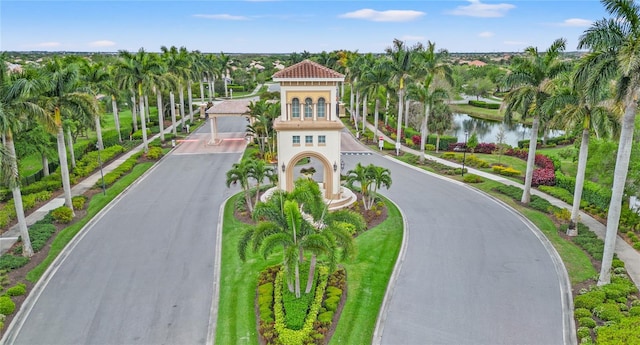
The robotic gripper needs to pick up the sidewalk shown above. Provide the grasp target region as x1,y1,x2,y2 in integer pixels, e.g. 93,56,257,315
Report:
365,122,640,289
0,116,191,256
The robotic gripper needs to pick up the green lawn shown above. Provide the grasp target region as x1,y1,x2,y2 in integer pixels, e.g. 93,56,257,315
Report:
215,194,403,345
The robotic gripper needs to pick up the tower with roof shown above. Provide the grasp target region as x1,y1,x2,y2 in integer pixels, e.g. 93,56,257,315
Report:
272,60,349,205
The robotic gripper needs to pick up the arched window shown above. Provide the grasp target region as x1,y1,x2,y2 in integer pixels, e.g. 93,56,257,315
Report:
304,98,313,118
292,98,300,118
317,98,326,118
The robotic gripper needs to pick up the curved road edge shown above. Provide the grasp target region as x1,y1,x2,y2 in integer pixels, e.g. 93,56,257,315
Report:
369,150,577,345
371,196,409,345
207,196,229,345
0,153,171,345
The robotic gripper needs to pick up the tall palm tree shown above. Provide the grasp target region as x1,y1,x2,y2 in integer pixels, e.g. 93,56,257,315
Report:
346,163,392,210
386,39,422,150
247,159,276,210
79,60,108,149
39,56,99,216
0,56,49,257
218,52,232,98
502,38,571,203
360,59,392,141
545,70,620,236
412,41,454,163
161,46,190,127
576,0,640,285
103,67,123,143
116,48,164,152
226,159,255,214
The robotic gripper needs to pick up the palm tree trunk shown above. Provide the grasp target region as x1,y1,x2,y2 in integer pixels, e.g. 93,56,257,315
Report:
396,89,404,151
188,81,194,123
349,85,355,124
131,94,138,132
385,90,391,125
568,127,590,236
200,80,205,102
42,155,49,176
170,92,177,136
112,96,122,143
294,261,301,298
57,125,75,216
305,254,317,294
95,115,103,150
179,85,186,124
254,181,261,210
374,99,380,140
355,89,360,130
436,134,441,153
362,94,367,133
156,91,165,143
419,104,430,164
521,115,540,203
598,99,637,286
67,128,76,168
209,77,214,100
145,95,151,125
7,136,34,257
404,99,410,128
139,90,149,153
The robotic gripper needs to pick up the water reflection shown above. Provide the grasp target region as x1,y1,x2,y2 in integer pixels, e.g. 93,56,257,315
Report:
449,114,563,147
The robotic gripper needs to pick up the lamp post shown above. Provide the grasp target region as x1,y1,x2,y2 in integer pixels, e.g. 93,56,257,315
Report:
461,130,468,177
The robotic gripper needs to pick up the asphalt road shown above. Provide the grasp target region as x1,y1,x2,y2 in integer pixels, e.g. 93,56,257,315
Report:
8,117,247,345
340,142,571,344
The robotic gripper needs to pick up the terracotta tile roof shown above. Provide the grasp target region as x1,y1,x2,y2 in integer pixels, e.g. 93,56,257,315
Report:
272,59,344,80
206,99,251,115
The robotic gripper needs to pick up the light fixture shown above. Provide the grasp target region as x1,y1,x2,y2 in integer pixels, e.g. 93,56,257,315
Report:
340,160,345,171
333,161,338,172
281,163,285,172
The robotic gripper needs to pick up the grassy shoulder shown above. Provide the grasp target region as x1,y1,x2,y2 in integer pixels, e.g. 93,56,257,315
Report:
215,194,404,345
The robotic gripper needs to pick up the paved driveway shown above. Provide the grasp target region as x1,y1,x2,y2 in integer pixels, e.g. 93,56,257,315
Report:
6,117,247,345
339,137,572,345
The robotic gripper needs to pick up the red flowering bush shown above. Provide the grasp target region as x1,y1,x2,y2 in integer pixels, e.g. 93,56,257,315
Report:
412,135,421,146
475,143,497,154
532,167,556,186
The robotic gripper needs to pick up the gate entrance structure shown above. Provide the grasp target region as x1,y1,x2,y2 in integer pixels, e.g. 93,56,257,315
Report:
205,99,251,144
272,60,354,208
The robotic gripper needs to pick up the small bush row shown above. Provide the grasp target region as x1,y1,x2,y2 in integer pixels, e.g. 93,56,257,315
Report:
96,153,141,188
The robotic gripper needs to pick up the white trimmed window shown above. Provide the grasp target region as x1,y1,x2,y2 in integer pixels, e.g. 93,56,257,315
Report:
318,135,326,145
305,135,313,145
304,98,313,118
293,135,300,145
292,98,300,118
317,98,326,118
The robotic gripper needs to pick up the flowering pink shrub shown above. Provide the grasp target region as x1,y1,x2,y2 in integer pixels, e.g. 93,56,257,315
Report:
475,143,497,154
412,135,421,146
532,167,556,186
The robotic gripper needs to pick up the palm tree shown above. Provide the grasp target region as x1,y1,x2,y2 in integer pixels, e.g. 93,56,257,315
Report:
545,70,620,236
0,56,49,257
360,59,392,141
79,60,108,150
247,159,276,210
39,56,100,216
103,67,123,143
226,159,254,214
161,46,190,128
386,39,422,150
427,102,454,153
116,48,164,152
346,163,392,210
412,41,454,163
502,38,571,203
218,52,232,98
576,0,640,285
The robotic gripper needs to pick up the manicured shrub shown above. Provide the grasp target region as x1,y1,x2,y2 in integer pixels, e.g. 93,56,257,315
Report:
463,174,484,183
574,308,592,318
72,196,87,210
28,223,57,252
596,316,640,344
593,303,623,322
146,146,164,160
0,296,15,315
5,283,26,297
629,306,640,317
578,317,596,328
492,165,521,177
324,296,340,312
325,286,342,298
317,311,333,323
574,290,606,310
529,196,553,213
0,255,29,271
51,206,73,224
576,327,591,340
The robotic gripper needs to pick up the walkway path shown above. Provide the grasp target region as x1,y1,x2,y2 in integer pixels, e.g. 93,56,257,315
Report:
368,122,640,290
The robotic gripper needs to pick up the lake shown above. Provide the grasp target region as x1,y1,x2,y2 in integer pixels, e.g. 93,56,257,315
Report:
449,113,564,148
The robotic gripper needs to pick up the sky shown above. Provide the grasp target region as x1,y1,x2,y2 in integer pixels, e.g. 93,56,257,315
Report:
0,0,614,54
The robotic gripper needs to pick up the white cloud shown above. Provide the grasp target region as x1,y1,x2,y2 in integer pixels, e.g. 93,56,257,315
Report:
193,14,248,20
478,31,494,38
35,42,61,48
448,0,515,18
89,40,116,47
339,9,425,22
557,18,592,27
